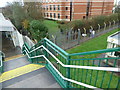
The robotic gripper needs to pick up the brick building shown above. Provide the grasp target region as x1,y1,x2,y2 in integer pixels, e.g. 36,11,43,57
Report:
41,0,114,21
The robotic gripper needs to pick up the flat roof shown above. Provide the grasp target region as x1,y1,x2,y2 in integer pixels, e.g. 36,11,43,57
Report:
107,31,120,45
0,13,6,20
0,13,14,31
111,31,120,40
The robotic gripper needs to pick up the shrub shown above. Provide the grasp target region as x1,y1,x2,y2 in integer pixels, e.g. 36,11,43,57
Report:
57,20,69,24
58,14,118,34
29,20,48,41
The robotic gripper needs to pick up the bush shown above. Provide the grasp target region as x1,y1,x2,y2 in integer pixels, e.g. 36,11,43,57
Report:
29,20,48,41
57,20,69,24
58,14,118,34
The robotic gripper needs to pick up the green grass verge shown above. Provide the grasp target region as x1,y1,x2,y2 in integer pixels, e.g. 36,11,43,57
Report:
67,28,119,54
43,20,59,35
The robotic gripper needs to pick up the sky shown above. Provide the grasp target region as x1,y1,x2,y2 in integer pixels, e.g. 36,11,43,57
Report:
0,0,120,7
0,0,22,7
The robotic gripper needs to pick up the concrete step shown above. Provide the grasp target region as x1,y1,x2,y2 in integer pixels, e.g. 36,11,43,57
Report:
5,67,61,88
4,56,30,72
0,64,44,83
4,54,25,62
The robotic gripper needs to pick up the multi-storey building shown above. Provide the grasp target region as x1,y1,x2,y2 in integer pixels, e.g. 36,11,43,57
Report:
42,0,114,21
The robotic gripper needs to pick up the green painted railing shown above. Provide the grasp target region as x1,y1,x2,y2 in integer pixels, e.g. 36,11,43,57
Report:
22,38,120,89
0,51,4,73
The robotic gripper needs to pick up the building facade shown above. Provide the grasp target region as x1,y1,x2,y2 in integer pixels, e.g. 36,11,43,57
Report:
42,0,114,21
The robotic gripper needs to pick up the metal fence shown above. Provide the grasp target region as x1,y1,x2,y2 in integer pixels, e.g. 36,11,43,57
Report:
50,22,119,50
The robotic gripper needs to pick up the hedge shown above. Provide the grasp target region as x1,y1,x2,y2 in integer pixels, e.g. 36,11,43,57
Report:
58,13,118,34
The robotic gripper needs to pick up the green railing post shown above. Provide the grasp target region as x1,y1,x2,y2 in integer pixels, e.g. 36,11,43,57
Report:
66,56,71,88
44,39,48,65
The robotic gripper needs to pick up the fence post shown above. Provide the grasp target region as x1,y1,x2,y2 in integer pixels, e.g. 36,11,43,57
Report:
113,20,115,26
98,24,100,32
66,56,71,88
78,29,81,45
104,22,106,30
52,35,56,44
43,39,47,58
68,30,71,42
109,21,111,28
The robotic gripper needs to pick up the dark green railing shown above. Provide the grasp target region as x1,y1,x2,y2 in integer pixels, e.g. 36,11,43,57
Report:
22,38,120,89
0,51,4,73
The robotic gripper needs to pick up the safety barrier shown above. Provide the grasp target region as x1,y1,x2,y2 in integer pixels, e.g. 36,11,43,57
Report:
22,38,120,89
0,51,4,73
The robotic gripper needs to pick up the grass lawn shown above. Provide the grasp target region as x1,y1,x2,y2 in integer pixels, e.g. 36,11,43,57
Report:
43,20,59,35
67,28,119,53
65,28,120,88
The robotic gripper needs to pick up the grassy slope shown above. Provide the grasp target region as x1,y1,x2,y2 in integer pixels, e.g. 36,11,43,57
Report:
67,29,119,53
43,20,59,35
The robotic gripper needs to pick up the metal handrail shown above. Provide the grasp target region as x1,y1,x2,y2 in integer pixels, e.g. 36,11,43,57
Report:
69,47,120,56
23,45,119,72
22,38,120,88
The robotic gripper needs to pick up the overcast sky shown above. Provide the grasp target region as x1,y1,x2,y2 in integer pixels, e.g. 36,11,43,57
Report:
0,0,120,7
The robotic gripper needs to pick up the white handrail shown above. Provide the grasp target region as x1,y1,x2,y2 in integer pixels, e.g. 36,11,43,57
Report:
23,44,119,89
23,50,101,89
23,45,119,72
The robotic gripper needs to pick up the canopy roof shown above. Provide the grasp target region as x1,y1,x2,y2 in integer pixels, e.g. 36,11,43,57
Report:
0,13,14,31
107,31,120,45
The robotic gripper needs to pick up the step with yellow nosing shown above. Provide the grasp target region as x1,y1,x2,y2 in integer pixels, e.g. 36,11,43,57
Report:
4,54,25,62
0,64,44,83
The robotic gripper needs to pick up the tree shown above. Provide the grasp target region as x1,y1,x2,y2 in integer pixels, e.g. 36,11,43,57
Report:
22,19,29,30
12,2,26,30
24,2,43,20
29,20,48,41
3,2,26,30
3,1,43,31
114,5,120,13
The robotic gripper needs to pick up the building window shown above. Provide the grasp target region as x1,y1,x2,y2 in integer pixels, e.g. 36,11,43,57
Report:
44,7,45,10
54,13,56,18
58,13,60,19
50,5,52,10
50,13,52,18
66,16,68,19
66,7,68,10
83,16,86,19
44,13,46,17
46,6,48,10
54,5,56,10
58,5,60,10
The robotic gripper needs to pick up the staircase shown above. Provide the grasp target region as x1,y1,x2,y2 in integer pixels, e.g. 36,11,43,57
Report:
0,54,60,88
0,38,120,89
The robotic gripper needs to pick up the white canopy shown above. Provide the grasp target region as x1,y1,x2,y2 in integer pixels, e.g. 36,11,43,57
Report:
0,13,6,20
0,13,14,31
107,31,120,45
